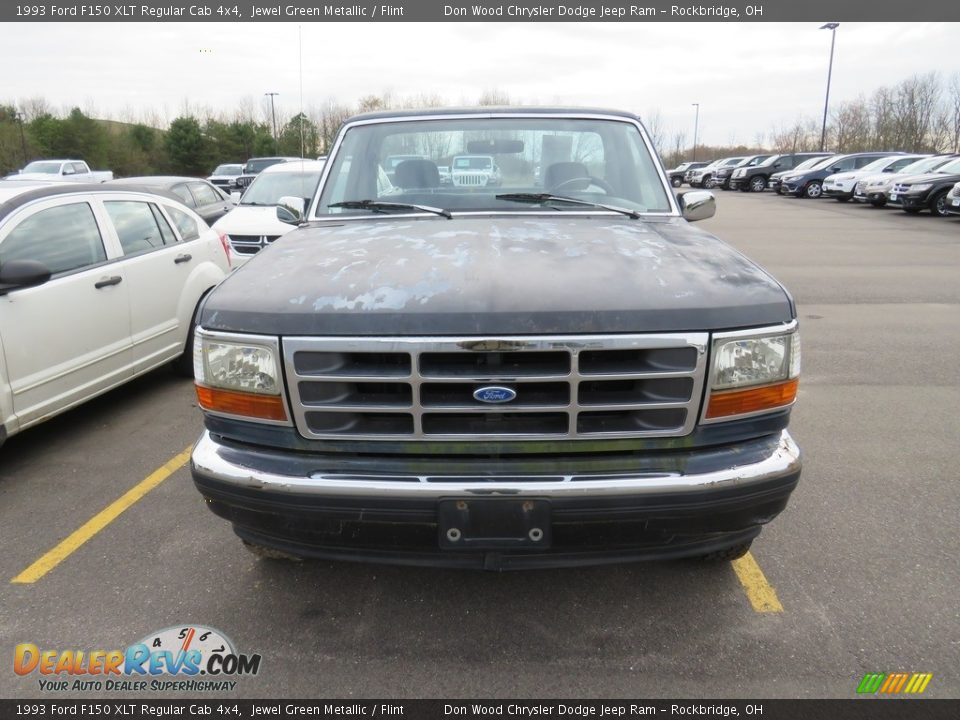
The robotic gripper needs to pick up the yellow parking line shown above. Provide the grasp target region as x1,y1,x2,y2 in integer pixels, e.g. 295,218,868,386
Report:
731,551,784,613
11,445,193,584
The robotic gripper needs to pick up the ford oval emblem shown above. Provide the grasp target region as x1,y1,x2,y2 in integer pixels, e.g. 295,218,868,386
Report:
473,386,517,404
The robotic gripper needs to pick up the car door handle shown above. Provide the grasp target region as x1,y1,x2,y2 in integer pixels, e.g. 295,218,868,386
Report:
174,253,193,264
94,275,122,289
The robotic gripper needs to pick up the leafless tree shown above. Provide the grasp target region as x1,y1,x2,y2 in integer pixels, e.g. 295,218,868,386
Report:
642,109,667,159
18,96,52,121
477,89,511,107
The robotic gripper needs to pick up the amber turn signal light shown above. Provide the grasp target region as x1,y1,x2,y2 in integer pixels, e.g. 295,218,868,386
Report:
195,385,287,422
705,378,799,419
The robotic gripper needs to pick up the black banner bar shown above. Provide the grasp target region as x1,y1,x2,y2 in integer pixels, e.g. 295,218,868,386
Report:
4,1,960,22
1,700,958,720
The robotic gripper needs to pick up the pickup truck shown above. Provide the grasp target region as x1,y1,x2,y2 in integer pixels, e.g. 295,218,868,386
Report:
11,159,113,183
189,108,802,570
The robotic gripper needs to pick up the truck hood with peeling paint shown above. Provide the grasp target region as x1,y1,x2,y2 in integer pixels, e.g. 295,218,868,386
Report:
200,216,794,335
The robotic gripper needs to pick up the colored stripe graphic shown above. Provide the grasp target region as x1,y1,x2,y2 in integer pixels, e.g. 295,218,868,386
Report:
857,673,885,693
858,672,932,695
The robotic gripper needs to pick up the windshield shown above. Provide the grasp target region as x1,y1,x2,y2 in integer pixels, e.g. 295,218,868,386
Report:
453,156,493,170
856,156,900,174
245,158,286,174
241,171,323,206
809,155,844,170
213,164,243,176
316,116,672,216
758,155,784,168
899,156,953,175
22,161,63,174
935,158,960,174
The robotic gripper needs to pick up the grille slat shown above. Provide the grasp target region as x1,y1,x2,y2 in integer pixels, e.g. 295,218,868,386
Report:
283,335,708,441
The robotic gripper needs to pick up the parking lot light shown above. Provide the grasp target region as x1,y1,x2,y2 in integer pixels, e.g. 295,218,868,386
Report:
819,22,840,152
692,103,700,161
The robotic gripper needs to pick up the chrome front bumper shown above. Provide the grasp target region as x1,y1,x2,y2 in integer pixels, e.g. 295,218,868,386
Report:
191,428,801,500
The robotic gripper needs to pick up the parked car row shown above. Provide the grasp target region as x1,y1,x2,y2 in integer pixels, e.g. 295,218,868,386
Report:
704,149,960,218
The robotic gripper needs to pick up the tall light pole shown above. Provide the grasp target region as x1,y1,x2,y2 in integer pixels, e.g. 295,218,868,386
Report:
265,92,279,150
15,111,28,164
691,103,700,161
819,22,839,152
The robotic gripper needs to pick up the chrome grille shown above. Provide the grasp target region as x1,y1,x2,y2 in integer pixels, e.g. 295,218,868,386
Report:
227,234,281,255
950,185,960,198
282,334,708,440
892,183,910,193
235,175,254,188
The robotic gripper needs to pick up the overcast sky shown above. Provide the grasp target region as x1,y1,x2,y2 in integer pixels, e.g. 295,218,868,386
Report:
3,22,958,147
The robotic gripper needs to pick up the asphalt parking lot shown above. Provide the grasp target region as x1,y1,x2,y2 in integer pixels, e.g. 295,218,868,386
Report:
1,192,957,699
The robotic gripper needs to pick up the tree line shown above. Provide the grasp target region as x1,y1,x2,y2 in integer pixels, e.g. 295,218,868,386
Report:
654,72,960,168
2,74,959,178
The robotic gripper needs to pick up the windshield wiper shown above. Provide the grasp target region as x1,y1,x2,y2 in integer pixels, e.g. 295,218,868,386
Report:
494,193,641,219
328,199,452,219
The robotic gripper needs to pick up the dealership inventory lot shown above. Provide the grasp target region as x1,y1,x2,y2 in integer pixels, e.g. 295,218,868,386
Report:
1,193,957,698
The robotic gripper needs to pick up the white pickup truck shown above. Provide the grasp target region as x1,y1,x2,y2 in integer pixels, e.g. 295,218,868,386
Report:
11,159,113,183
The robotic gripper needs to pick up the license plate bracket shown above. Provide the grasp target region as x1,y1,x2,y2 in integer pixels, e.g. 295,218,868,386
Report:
438,498,551,550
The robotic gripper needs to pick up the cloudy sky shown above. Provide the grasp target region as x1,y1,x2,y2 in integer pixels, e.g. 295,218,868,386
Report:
3,22,957,146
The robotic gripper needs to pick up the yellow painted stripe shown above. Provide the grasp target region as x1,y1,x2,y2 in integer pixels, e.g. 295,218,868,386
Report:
904,674,920,693
11,446,193,584
731,551,784,613
916,673,933,694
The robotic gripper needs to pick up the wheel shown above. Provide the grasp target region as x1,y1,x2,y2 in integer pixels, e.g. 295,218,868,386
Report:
548,175,615,194
930,190,950,217
173,295,205,377
703,175,716,189
695,540,753,562
671,176,682,188
241,539,303,562
803,181,823,199
749,175,767,193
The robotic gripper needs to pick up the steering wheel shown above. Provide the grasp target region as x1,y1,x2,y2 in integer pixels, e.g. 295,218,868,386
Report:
548,175,615,195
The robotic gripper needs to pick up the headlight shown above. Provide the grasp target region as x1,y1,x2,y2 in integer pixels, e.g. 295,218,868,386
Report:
194,330,288,422
909,183,932,192
704,327,800,420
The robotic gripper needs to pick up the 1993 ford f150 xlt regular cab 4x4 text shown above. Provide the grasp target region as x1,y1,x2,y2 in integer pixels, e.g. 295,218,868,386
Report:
189,108,802,570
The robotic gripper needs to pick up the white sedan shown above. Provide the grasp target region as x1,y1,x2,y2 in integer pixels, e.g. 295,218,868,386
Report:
822,154,924,201
0,182,231,445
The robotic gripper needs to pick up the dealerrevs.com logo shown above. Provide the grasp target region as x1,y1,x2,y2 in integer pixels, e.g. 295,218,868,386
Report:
14,625,261,693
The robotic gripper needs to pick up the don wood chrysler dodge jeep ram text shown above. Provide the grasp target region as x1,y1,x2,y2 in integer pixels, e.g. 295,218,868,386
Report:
189,109,802,570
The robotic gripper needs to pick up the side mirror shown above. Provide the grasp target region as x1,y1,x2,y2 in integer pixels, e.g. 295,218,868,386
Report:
882,168,895,173
0,259,52,295
831,166,841,173
276,196,306,225
62,167,75,176
773,162,782,168
679,190,716,222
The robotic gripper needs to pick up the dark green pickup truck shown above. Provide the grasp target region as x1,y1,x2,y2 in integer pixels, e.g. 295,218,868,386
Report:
189,108,802,570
